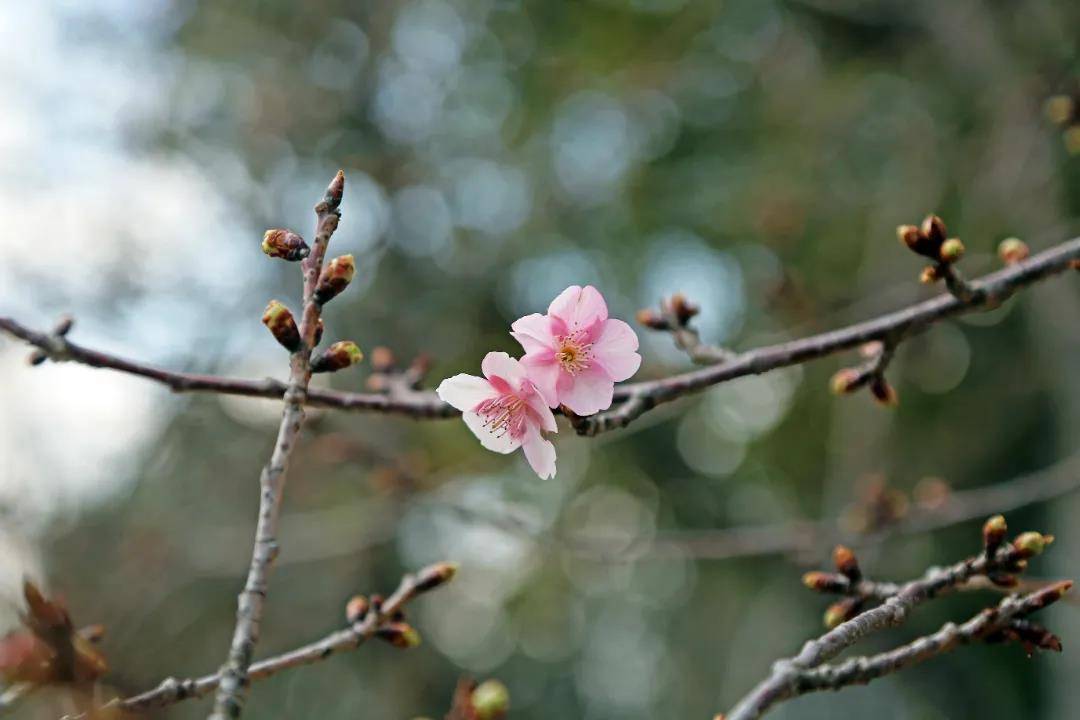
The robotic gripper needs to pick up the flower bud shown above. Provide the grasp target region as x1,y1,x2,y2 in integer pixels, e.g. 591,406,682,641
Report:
801,571,848,593
667,292,700,324
919,265,940,284
830,368,861,395
370,346,396,372
636,308,670,330
982,514,1007,554
896,224,925,253
345,595,369,624
1045,95,1075,126
987,572,1018,588
921,215,948,245
311,341,363,373
53,315,74,337
1013,531,1054,559
869,376,898,406
261,229,309,261
997,238,1029,265
471,680,510,720
415,561,459,593
27,350,48,366
823,597,862,629
313,318,325,347
1025,580,1072,612
376,622,421,648
939,238,965,264
832,545,861,582
262,300,301,352
314,255,356,305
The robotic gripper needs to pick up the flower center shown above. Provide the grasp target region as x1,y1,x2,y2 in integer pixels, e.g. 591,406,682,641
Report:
556,331,592,375
475,394,528,440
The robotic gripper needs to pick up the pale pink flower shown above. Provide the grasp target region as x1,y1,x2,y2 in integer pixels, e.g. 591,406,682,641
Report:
511,285,641,415
436,351,558,479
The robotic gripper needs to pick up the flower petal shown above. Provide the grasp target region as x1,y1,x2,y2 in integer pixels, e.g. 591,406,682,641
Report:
559,366,615,416
547,285,608,329
510,313,556,354
521,356,562,408
523,388,558,433
481,351,527,389
592,318,642,382
462,410,522,454
436,374,496,411
522,428,557,479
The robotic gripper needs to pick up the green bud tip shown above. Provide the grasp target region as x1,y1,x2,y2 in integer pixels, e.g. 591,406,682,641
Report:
939,238,965,263
471,680,510,720
997,238,1029,265
1013,531,1052,558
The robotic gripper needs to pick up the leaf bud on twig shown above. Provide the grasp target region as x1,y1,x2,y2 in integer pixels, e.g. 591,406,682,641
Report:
311,341,363,373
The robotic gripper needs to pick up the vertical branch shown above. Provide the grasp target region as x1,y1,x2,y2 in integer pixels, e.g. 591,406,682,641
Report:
208,171,345,720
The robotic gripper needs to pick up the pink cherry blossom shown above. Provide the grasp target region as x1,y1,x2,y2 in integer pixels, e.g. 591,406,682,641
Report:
436,351,558,479
511,285,641,415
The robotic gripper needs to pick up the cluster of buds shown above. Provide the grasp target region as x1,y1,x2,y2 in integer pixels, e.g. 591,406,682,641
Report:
311,340,363,373
314,254,356,305
829,341,898,407
261,228,310,261
997,237,1030,265
897,215,965,283
636,292,700,331
27,315,74,366
1045,93,1080,155
802,544,866,628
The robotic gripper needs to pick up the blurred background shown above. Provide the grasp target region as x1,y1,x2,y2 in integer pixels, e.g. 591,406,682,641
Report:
1,0,1080,717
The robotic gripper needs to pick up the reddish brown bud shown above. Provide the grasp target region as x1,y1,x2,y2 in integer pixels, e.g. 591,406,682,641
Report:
415,561,459,593
311,341,363,373
801,571,849,593
1013,531,1053,559
824,597,862,629
987,572,1019,588
982,514,1007,554
314,254,356,305
869,376,898,406
53,315,74,337
370,346,396,372
921,215,948,245
27,350,48,366
667,292,700,324
313,318,324,347
997,238,1029,265
832,545,861,582
920,265,940,284
261,228,310,261
830,368,861,395
1025,580,1072,612
636,308,670,330
324,170,345,211
897,224,924,252
939,238,965,264
376,622,421,648
345,595,369,624
471,679,510,720
262,300,301,352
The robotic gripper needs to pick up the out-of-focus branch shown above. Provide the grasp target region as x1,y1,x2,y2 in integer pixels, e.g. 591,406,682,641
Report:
723,517,1070,720
208,172,347,720
4,235,1079,431
647,451,1080,561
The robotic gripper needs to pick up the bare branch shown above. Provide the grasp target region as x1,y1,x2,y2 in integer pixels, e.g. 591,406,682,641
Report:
723,519,1069,720
4,237,1078,432
208,171,345,720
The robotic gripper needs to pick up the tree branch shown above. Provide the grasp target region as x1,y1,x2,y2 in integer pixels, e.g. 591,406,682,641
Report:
723,518,1068,720
208,172,344,720
57,564,454,717
4,237,1077,431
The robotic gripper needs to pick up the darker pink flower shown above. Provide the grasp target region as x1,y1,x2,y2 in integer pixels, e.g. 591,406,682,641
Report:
511,285,641,415
436,351,558,479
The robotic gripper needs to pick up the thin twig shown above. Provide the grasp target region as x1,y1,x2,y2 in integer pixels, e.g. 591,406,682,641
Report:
208,172,344,720
723,525,1066,720
58,564,453,717
3,237,1078,432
